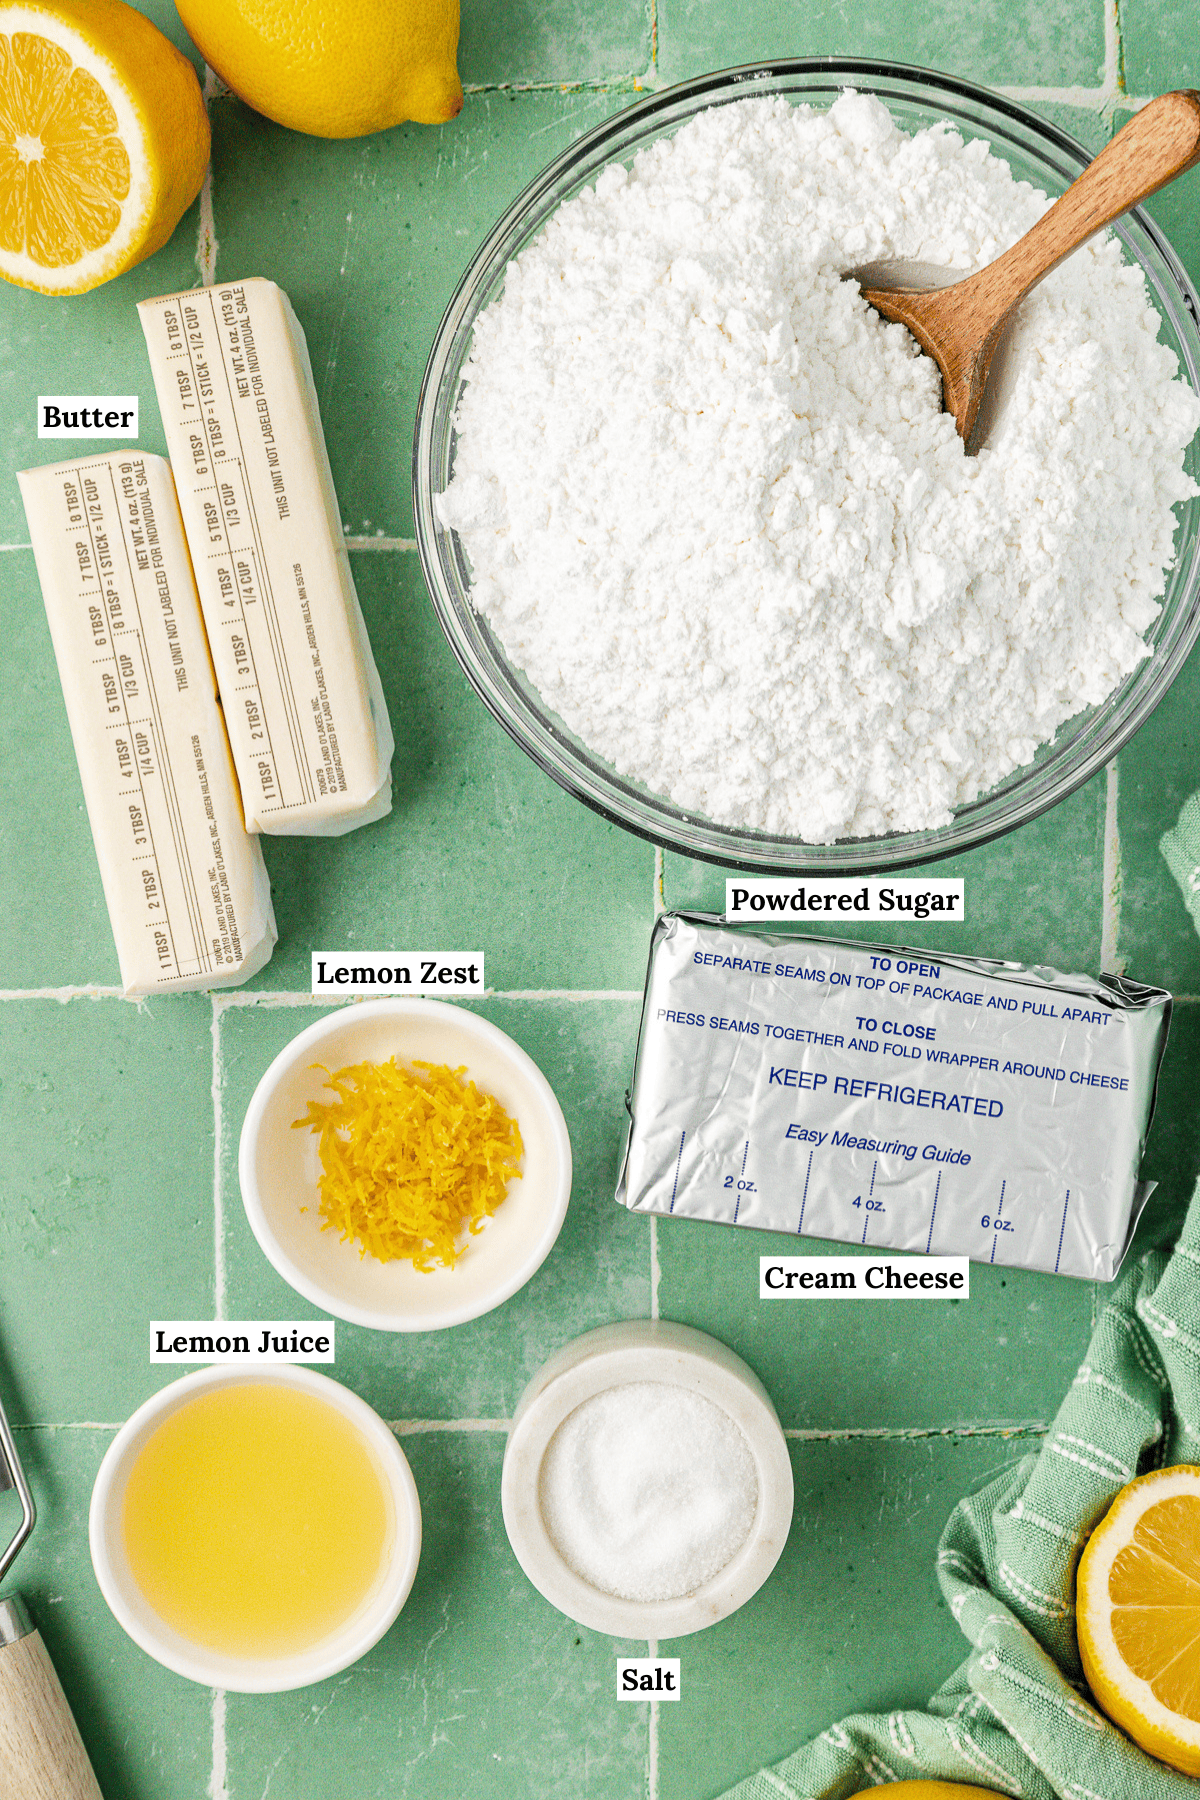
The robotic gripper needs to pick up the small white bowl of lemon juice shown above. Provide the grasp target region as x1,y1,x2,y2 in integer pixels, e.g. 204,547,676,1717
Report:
89,1365,422,1692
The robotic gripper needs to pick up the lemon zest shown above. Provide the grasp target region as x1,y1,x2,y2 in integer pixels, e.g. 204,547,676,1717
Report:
292,1058,523,1272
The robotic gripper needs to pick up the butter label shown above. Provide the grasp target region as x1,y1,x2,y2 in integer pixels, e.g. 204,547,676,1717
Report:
311,952,485,995
151,1321,335,1363
39,395,139,438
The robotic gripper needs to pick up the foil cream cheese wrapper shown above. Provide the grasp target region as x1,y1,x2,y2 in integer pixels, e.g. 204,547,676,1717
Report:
616,915,1171,1282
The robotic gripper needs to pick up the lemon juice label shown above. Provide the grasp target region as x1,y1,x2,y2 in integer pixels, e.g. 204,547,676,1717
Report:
618,914,1171,1282
151,1322,335,1363
17,452,276,995
138,278,394,836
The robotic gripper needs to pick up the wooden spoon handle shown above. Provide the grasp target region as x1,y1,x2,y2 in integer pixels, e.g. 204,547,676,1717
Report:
0,1625,104,1800
966,90,1200,326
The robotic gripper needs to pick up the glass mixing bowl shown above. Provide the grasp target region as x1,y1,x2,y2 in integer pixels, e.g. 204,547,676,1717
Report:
413,60,1200,873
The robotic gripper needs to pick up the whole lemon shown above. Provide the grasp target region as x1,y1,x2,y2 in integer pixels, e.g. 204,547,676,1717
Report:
174,0,463,137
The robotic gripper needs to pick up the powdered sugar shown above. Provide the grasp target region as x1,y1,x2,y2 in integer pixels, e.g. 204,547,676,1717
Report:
436,93,1200,841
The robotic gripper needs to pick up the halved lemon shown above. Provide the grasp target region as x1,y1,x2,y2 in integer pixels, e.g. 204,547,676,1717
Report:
0,0,209,295
851,1784,1005,1797
1077,1463,1200,1775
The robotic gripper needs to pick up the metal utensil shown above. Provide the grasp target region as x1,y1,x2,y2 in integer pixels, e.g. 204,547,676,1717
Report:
0,1396,104,1798
850,90,1200,452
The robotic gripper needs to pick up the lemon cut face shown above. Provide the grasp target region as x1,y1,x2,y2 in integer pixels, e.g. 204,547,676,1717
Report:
0,1,208,295
1077,1464,1200,1776
0,30,131,269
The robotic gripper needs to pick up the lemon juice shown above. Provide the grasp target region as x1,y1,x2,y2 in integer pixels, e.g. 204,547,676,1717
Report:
122,1383,392,1659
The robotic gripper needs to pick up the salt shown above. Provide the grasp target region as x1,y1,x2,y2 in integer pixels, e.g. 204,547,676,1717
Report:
537,1381,759,1603
437,92,1200,842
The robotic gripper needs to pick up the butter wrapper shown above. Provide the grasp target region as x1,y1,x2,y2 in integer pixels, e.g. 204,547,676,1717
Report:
616,915,1171,1281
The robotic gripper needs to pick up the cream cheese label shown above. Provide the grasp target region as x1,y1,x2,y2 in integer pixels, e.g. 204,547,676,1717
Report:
760,1255,969,1297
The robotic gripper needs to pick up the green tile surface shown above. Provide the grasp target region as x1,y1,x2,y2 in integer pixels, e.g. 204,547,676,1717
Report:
219,996,648,1417
256,555,655,994
3,1,1200,1797
655,0,1106,89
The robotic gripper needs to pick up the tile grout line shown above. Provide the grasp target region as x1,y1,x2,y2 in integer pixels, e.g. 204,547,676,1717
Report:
1104,0,1124,106
195,66,221,290
193,81,229,1800
208,1689,228,1800
650,846,664,1329
783,1421,1048,1442
211,997,227,1323
16,1416,1049,1438
647,838,661,1800
647,1634,660,1800
1101,759,1124,976
4,985,1198,1006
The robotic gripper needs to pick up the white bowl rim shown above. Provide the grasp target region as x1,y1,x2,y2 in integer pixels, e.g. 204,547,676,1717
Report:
88,1364,422,1693
237,997,573,1332
500,1321,794,1639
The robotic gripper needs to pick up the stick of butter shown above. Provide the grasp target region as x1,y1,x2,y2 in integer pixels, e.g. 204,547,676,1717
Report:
18,453,277,996
137,279,394,835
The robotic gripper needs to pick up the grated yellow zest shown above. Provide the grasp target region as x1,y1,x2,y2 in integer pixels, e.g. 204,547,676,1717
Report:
292,1058,524,1272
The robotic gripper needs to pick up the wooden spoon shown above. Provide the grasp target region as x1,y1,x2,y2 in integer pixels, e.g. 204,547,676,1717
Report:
853,90,1200,453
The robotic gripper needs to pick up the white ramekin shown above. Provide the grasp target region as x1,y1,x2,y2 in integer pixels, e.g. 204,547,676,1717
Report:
238,998,573,1332
89,1364,422,1692
501,1321,794,1639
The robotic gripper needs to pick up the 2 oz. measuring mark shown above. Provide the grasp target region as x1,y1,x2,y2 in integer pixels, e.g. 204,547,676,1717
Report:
733,1139,749,1222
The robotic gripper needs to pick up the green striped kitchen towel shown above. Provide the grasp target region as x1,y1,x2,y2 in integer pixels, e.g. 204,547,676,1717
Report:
1162,794,1200,938
719,1180,1200,1800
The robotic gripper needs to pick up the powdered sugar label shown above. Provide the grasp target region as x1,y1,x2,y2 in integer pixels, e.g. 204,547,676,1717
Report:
726,879,963,921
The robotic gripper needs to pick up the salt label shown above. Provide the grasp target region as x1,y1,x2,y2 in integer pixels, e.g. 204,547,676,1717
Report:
618,1658,681,1700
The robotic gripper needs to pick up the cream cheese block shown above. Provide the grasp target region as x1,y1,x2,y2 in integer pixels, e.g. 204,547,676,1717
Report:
138,278,394,835
19,453,276,996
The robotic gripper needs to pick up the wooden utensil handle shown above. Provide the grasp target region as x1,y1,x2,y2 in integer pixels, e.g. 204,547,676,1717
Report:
972,90,1200,319
0,1628,104,1799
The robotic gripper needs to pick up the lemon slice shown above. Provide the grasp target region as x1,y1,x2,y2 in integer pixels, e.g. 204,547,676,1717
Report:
0,0,209,295
1077,1464,1200,1775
